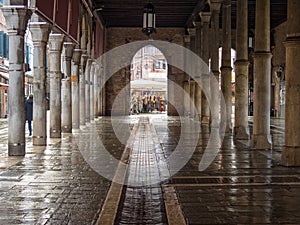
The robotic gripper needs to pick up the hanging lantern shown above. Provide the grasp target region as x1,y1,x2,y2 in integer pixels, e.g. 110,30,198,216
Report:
142,3,156,36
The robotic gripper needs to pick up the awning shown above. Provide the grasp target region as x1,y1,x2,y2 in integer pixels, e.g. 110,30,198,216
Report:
130,79,167,90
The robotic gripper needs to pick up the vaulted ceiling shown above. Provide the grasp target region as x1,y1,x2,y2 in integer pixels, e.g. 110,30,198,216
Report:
91,0,287,30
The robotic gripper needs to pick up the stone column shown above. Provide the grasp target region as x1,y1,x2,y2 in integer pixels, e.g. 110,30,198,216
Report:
194,77,202,121
183,35,191,117
209,0,222,128
90,62,96,121
200,12,211,125
188,28,196,118
2,7,32,155
221,0,233,133
234,0,250,139
61,42,75,133
282,0,300,166
188,28,196,54
48,33,64,138
85,59,92,123
94,64,99,118
190,80,196,118
252,0,272,149
79,54,88,125
29,20,50,146
183,80,191,117
194,21,202,121
71,47,82,129
97,65,103,116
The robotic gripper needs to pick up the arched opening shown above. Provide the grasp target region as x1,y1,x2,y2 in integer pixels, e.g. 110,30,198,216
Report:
130,45,168,114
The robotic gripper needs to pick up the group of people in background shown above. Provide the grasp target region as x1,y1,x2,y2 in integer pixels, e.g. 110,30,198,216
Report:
130,94,167,114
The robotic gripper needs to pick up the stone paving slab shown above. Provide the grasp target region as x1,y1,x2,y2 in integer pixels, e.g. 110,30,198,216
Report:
0,115,299,225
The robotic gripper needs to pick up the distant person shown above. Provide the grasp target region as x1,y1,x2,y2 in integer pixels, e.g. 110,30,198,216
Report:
25,94,33,136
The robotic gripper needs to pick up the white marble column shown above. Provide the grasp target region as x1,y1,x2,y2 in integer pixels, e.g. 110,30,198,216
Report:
2,7,32,155
71,47,82,129
90,62,96,121
29,19,50,146
209,0,222,128
234,0,250,140
282,0,300,166
200,12,211,125
252,0,272,149
221,0,233,133
48,33,64,138
80,54,88,125
61,42,75,133
93,64,99,118
85,59,92,123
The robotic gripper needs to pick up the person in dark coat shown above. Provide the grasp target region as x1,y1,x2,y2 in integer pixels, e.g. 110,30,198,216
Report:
25,94,33,136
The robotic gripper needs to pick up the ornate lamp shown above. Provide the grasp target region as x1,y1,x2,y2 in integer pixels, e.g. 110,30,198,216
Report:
142,3,156,36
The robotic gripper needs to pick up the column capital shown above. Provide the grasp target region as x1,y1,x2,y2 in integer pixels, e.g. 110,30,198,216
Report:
208,0,223,12
184,35,190,43
187,28,196,37
2,7,32,36
193,21,201,29
29,22,51,44
48,33,64,52
199,12,211,24
72,48,82,65
80,54,89,68
63,42,76,59
222,0,231,7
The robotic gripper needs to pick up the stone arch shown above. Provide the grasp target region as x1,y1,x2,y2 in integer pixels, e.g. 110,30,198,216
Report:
104,28,187,116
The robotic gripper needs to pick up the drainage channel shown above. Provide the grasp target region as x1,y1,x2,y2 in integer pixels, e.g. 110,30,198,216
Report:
114,116,168,225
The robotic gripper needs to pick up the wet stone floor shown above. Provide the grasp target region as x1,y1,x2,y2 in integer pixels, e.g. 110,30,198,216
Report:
0,115,300,224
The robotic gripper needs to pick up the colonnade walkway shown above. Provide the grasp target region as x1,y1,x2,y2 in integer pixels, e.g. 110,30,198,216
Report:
0,114,299,224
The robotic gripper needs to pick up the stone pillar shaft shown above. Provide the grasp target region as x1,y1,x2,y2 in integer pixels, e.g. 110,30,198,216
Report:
85,59,92,122
194,22,202,121
94,64,99,118
97,66,103,116
209,1,222,128
200,12,211,124
2,7,32,155
282,0,300,166
190,80,196,118
90,62,95,120
61,42,75,133
48,33,64,138
71,48,82,129
79,54,88,125
234,0,250,140
184,81,191,116
29,21,50,146
252,0,272,149
221,0,233,133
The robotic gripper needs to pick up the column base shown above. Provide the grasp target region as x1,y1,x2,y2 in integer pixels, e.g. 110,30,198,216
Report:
8,143,25,156
251,134,272,149
50,129,61,138
282,147,300,166
234,126,250,140
62,126,72,133
33,136,47,146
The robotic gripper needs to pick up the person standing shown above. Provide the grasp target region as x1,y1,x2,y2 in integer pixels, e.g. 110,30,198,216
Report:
25,94,33,136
